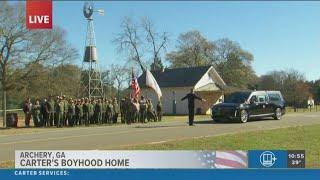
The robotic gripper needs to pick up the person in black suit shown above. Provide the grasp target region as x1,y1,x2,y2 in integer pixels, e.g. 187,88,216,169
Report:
181,89,206,126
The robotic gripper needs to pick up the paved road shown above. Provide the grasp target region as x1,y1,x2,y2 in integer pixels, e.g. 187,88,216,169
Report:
1,112,320,162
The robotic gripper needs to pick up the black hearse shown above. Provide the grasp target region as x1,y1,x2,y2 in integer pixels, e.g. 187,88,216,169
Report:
211,91,286,123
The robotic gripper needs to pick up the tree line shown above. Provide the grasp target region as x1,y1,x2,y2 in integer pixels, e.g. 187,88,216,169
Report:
113,17,318,108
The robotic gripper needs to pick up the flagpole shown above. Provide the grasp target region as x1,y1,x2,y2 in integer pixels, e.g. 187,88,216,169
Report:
131,68,133,99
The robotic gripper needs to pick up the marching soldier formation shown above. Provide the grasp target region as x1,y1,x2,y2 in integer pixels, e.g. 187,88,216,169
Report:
23,95,163,128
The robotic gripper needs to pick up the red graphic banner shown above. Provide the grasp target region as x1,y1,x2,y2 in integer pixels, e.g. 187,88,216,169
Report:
26,0,52,29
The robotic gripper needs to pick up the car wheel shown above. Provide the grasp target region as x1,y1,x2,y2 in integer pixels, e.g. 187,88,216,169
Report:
274,108,282,120
213,118,221,123
239,110,248,123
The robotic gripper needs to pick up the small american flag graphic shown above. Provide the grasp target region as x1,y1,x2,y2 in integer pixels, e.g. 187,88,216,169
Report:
214,150,248,168
195,151,216,168
130,70,141,99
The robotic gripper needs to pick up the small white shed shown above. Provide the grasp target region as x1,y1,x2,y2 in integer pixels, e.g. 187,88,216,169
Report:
137,66,226,115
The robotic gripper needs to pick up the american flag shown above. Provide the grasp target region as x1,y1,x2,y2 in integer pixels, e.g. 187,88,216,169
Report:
195,151,216,168
130,70,140,99
214,150,247,168
194,150,247,169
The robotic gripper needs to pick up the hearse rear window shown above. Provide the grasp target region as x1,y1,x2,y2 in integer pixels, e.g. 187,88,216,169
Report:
269,94,281,102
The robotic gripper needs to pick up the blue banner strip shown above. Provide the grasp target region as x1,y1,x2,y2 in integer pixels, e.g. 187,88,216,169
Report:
0,169,320,180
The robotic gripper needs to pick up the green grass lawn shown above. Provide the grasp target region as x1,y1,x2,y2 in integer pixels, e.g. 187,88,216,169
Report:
119,124,320,168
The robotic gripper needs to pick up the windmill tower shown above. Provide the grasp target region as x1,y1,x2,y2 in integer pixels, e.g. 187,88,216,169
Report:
81,1,105,98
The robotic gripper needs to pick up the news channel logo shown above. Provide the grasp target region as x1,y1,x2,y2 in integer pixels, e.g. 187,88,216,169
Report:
248,150,287,168
259,151,277,167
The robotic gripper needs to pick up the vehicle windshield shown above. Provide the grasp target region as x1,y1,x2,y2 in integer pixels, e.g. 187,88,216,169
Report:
224,92,251,103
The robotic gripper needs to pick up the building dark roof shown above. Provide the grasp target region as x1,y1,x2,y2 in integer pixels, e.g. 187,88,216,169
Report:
138,66,212,88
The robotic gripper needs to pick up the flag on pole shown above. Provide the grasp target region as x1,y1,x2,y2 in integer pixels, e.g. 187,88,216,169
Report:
130,69,140,99
146,69,162,100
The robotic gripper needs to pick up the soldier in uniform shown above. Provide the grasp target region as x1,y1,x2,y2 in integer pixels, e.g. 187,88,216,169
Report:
95,99,103,124
91,98,97,124
139,96,147,123
112,98,120,124
146,99,157,122
62,95,67,126
67,99,75,127
60,95,65,126
124,98,130,124
32,100,41,127
93,98,97,124
83,98,90,126
156,100,162,121
120,99,125,123
106,100,114,124
99,99,104,124
104,100,109,123
54,96,59,126
101,98,107,124
74,99,79,126
75,99,82,126
55,97,64,128
132,98,140,123
126,99,134,125
48,96,55,127
41,98,49,127
80,98,85,125
89,99,94,124
181,89,206,126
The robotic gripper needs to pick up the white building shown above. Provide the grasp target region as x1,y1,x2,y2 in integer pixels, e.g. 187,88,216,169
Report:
137,66,226,115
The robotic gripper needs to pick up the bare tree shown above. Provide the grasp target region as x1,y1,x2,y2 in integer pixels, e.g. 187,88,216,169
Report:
110,64,130,100
113,17,145,71
0,2,77,127
101,70,116,98
142,17,168,71
114,17,169,72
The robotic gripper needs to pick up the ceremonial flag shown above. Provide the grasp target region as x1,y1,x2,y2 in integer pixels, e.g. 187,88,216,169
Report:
130,70,140,99
146,69,162,100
